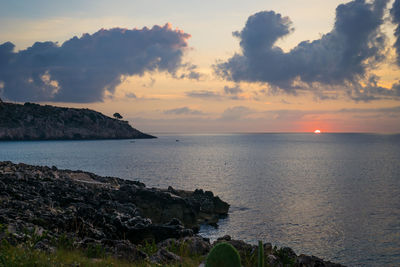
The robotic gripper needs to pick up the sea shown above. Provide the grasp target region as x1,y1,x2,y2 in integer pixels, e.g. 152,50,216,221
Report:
0,133,399,266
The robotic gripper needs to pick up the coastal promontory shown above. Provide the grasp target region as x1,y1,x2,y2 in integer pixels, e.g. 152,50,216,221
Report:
0,101,155,140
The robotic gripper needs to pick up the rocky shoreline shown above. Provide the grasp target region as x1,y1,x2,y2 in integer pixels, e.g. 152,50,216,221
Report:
0,161,345,266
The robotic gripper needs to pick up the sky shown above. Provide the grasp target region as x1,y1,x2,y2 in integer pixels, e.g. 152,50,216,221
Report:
1,0,400,133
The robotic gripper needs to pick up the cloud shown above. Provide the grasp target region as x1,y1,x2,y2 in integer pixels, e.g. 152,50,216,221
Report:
219,106,254,120
224,84,242,95
215,0,396,101
185,90,221,99
125,92,137,99
178,63,202,80
164,106,204,115
185,85,248,101
223,85,247,100
0,23,192,103
392,0,400,65
338,105,400,114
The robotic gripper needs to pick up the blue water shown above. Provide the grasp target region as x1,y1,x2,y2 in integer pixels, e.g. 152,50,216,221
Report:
1,133,400,266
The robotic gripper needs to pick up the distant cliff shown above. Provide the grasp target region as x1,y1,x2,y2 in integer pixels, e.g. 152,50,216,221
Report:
0,101,155,140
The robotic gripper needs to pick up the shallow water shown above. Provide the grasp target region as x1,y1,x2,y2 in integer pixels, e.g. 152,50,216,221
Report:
1,133,399,266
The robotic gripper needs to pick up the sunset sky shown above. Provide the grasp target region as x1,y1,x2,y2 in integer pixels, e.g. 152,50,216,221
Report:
1,0,400,133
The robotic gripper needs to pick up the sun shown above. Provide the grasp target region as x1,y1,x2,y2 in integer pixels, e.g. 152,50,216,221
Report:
314,129,321,134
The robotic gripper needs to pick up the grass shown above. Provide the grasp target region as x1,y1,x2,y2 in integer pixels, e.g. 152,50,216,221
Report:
0,234,205,267
0,242,205,267
0,224,295,267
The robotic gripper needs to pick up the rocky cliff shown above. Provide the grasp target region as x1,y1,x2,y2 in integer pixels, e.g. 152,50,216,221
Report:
0,101,155,140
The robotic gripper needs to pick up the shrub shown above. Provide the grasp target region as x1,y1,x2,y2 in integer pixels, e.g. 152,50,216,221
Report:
86,243,106,258
274,247,295,266
205,242,241,267
140,239,157,256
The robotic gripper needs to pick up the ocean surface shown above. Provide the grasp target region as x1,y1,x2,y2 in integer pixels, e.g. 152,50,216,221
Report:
1,133,399,266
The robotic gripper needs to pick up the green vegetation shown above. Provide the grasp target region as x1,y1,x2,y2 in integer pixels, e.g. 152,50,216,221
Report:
113,112,123,120
0,243,139,267
205,242,241,267
0,240,203,267
139,239,158,256
273,246,296,266
258,240,264,267
164,239,190,257
0,224,297,267
0,229,204,267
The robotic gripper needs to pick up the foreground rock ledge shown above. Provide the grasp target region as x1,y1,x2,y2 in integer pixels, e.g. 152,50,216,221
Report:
0,161,345,266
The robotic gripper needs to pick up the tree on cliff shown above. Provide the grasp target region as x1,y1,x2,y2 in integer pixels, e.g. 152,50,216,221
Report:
113,113,123,120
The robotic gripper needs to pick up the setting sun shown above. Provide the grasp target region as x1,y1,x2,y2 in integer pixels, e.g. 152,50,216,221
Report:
314,129,321,134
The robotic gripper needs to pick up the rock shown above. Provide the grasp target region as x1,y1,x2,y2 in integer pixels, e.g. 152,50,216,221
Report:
33,240,55,253
217,235,232,241
264,242,273,255
211,237,346,267
158,236,211,256
296,254,345,267
0,161,227,250
101,239,148,262
268,254,281,266
149,248,181,264
279,246,297,262
0,161,345,266
181,236,211,255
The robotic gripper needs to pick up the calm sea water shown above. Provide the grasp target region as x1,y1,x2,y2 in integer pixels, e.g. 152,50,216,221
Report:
1,133,399,266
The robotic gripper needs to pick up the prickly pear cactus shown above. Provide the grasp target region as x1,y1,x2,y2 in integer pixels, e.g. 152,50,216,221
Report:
205,242,241,267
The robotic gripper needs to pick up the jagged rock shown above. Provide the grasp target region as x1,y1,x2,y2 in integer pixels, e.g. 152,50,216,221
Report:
0,161,228,249
296,254,345,267
149,248,181,264
158,236,211,256
268,254,281,266
0,161,345,266
213,236,346,267
33,240,55,253
217,235,232,241
0,101,155,140
181,236,211,255
100,239,148,261
264,242,273,255
280,246,297,262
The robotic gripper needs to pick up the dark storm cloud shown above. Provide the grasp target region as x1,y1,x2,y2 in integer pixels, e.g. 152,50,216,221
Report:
215,0,394,101
0,24,192,102
164,106,204,115
391,0,400,65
